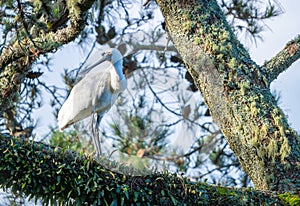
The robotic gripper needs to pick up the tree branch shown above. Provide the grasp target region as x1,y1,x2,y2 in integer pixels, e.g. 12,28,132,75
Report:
0,0,95,71
130,43,177,53
0,0,96,119
263,34,300,83
0,135,289,205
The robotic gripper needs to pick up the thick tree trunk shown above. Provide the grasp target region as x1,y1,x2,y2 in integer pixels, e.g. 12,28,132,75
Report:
156,0,300,193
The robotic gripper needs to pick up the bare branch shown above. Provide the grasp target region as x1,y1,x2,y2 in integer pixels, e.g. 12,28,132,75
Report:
130,43,177,54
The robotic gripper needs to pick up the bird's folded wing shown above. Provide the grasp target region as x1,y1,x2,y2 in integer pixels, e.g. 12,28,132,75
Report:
58,61,114,129
77,49,107,82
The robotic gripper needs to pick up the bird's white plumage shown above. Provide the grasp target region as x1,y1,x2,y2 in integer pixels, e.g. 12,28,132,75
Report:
57,48,127,131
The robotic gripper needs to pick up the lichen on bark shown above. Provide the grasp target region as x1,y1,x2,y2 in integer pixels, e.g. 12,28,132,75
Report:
156,0,299,192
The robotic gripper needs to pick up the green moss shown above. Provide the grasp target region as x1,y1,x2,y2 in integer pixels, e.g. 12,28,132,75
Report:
279,137,291,161
261,124,269,137
219,45,228,54
257,147,265,159
239,81,251,95
249,101,258,116
194,37,201,44
183,21,192,32
228,58,237,68
250,135,258,146
266,139,278,163
212,44,219,52
33,0,42,12
216,186,236,196
279,193,300,206
66,0,82,18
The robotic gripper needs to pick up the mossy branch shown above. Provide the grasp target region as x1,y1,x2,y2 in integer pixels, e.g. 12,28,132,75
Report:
0,0,96,115
263,34,300,83
0,0,95,71
0,136,290,205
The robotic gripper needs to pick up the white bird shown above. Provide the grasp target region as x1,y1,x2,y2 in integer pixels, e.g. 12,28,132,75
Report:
58,48,127,157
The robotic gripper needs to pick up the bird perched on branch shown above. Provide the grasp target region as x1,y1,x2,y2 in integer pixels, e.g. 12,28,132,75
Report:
58,48,127,157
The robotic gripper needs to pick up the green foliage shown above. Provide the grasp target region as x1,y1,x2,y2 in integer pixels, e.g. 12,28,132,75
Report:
279,193,300,206
220,0,283,42
0,136,287,205
67,0,82,19
49,130,92,153
110,107,169,157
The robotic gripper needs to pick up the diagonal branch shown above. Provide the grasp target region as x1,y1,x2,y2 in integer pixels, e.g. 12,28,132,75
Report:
263,34,300,83
0,0,96,115
0,0,94,71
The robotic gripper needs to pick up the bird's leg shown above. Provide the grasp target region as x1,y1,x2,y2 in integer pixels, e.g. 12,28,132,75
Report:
90,114,102,158
96,114,103,154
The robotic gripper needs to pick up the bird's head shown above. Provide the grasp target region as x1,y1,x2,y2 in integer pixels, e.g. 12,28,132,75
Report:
104,48,123,64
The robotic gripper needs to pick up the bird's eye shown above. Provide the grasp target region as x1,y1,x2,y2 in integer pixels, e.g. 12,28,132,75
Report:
102,51,112,56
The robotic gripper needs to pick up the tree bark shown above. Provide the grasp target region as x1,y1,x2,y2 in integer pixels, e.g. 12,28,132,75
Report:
263,35,300,82
156,0,300,193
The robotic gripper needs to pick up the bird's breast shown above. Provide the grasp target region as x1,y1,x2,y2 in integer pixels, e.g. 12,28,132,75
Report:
110,76,127,93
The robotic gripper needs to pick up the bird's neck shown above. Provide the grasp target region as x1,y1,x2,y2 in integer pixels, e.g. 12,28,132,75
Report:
113,60,125,80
